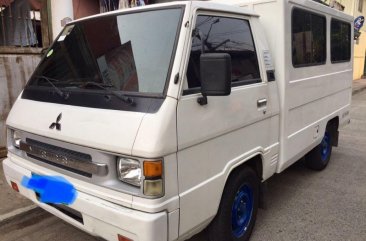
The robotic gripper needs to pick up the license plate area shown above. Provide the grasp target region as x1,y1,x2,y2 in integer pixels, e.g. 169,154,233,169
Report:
33,189,83,224
47,203,84,224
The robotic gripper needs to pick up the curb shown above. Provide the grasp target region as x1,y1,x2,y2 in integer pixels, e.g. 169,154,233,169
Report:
352,86,366,96
0,205,39,225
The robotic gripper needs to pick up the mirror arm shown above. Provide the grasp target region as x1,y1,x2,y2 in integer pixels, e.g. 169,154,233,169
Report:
197,95,208,106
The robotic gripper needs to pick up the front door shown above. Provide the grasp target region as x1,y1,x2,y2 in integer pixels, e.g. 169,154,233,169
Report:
176,13,274,236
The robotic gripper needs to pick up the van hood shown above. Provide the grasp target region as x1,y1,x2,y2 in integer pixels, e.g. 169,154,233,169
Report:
6,98,145,155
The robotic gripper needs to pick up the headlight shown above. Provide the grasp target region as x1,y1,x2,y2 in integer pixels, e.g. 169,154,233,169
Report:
11,129,21,149
117,158,141,187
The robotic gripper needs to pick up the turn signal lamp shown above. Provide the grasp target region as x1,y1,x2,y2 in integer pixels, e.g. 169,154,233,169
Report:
143,160,162,178
143,160,163,197
117,157,164,197
143,179,163,196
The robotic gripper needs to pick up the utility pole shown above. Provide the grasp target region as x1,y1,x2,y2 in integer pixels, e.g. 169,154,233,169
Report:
50,0,74,39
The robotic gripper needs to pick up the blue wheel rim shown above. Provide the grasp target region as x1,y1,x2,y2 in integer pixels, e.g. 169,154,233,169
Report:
321,132,331,162
231,184,254,238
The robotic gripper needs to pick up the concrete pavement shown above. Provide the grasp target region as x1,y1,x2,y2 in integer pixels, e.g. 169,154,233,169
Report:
0,159,35,222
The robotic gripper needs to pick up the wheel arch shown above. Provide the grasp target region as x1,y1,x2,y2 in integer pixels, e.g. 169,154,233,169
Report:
222,154,264,189
220,153,264,207
327,116,339,147
327,116,339,130
241,154,263,181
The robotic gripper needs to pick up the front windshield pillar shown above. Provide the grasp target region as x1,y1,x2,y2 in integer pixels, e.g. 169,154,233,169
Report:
165,2,192,99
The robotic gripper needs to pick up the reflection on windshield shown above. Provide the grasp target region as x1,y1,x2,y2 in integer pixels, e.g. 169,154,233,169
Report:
28,8,183,95
97,41,138,91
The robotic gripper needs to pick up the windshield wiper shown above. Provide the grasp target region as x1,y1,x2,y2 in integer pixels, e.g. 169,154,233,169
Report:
79,82,134,105
35,75,69,100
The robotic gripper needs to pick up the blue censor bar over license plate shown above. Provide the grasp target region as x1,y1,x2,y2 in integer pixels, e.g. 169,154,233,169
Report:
21,174,77,205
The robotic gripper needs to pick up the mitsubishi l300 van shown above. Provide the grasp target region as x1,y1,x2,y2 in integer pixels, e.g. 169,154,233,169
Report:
3,1,352,240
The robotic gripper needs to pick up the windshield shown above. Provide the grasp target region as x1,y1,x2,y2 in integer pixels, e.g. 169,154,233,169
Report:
26,7,183,98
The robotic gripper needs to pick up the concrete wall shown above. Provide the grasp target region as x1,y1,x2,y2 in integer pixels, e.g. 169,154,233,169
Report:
50,0,74,39
0,54,41,147
354,33,366,79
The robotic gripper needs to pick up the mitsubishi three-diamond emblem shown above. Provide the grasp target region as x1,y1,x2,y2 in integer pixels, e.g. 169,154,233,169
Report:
49,113,62,131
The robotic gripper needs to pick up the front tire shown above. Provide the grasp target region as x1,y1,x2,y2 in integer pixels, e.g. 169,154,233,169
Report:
208,167,259,241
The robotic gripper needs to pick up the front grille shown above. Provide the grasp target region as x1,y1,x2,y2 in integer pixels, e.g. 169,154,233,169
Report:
28,154,92,177
25,138,93,178
26,139,91,161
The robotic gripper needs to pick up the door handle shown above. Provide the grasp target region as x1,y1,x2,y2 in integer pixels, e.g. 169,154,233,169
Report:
257,98,267,108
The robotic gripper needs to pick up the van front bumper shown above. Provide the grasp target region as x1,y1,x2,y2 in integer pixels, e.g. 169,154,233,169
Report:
2,157,168,241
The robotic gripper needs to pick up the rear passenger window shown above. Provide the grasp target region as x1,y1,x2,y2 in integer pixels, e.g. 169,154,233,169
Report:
331,19,351,62
292,8,326,67
184,15,261,94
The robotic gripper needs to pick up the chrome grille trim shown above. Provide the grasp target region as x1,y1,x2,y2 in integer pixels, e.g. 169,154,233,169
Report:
19,141,108,176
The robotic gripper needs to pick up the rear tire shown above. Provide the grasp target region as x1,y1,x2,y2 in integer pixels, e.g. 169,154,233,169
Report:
305,127,333,171
208,167,259,241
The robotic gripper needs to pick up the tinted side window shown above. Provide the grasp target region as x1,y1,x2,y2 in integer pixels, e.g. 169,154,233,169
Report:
292,8,326,67
331,19,351,62
185,15,261,93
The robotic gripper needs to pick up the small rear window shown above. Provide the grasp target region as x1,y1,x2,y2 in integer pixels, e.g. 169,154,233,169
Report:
292,8,326,67
331,19,351,63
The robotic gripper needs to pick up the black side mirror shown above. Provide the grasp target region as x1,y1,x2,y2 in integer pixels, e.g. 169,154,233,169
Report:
198,53,231,105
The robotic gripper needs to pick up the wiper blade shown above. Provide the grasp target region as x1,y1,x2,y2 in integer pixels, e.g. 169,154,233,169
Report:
35,75,69,100
79,82,114,88
80,82,134,105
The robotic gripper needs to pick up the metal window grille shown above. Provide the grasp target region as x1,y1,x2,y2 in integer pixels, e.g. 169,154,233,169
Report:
0,0,43,48
100,0,119,12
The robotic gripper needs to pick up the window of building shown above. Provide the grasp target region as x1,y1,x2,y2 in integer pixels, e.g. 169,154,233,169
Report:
0,0,50,50
359,0,364,12
331,19,351,63
292,8,326,67
184,15,261,94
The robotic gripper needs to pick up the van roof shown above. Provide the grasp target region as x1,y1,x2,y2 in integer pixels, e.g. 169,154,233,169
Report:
72,0,352,25
211,0,353,22
71,1,259,24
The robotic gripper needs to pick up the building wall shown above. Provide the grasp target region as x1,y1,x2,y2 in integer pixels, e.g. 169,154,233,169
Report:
352,0,366,79
0,0,50,150
354,32,366,79
73,0,100,19
326,0,366,79
0,54,41,147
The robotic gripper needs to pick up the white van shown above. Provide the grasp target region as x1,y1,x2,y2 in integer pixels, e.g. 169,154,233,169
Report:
3,0,353,241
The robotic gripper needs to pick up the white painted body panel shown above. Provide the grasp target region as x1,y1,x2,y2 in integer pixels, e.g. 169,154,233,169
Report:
213,0,353,172
7,98,144,155
3,157,169,241
3,1,353,241
176,5,280,237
